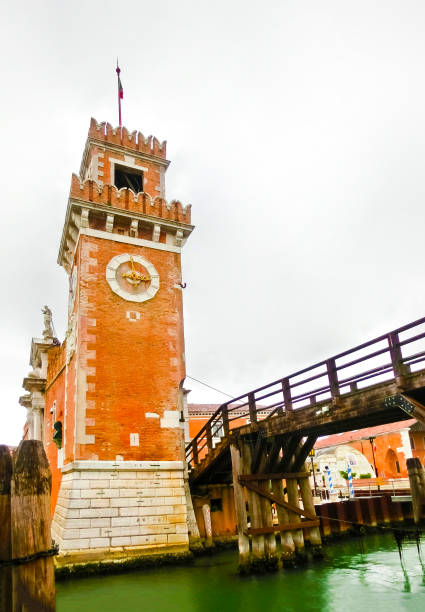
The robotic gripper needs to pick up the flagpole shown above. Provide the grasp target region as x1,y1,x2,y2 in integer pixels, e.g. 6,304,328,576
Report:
116,61,122,128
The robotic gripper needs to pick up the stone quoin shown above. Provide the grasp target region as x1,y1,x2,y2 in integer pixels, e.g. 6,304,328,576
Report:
20,118,196,562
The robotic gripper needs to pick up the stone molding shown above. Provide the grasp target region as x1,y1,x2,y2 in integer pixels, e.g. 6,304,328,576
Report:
61,460,185,473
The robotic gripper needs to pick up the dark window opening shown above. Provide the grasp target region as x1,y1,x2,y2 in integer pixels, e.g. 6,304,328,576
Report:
410,436,415,450
114,165,144,193
210,498,223,512
395,460,401,474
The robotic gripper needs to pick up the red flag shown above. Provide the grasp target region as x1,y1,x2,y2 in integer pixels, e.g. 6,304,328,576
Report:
116,61,123,127
118,73,123,99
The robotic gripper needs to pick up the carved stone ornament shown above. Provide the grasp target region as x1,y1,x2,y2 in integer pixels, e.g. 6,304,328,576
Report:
106,253,160,303
42,305,53,340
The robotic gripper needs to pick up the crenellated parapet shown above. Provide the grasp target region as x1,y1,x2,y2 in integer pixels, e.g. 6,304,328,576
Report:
58,175,194,273
88,117,167,159
70,174,191,224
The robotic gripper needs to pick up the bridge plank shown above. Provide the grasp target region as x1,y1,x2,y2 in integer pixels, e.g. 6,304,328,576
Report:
239,472,309,481
245,520,320,536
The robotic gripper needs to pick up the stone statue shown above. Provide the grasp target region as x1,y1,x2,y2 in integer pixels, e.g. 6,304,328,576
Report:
42,305,53,340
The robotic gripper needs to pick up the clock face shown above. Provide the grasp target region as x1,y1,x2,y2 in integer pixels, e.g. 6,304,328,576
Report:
106,254,160,302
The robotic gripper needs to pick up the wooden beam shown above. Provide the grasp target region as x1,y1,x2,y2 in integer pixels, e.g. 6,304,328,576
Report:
245,520,320,536
292,435,317,471
241,480,317,520
265,436,283,472
279,433,303,472
250,433,264,474
239,472,309,481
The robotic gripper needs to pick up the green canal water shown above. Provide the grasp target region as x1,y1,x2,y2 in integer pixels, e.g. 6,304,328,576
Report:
57,534,425,612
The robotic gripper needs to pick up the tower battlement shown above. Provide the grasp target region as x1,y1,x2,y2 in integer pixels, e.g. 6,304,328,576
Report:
69,174,192,224
87,117,167,159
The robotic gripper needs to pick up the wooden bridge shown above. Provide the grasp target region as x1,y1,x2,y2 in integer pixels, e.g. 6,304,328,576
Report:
185,316,425,569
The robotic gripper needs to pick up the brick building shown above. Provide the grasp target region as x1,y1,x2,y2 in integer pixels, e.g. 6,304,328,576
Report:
314,418,425,479
20,118,198,561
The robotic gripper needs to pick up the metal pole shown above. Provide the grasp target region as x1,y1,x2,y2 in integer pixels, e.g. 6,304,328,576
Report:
369,437,380,492
310,455,318,496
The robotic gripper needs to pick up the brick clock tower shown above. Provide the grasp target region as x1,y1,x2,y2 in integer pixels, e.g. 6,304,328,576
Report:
21,119,195,560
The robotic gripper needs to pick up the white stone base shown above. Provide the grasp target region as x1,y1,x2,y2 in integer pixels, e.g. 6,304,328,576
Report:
52,460,189,557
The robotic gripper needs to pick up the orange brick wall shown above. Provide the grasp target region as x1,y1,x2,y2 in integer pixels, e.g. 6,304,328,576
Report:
45,343,67,513
348,432,409,478
72,233,186,462
410,431,425,465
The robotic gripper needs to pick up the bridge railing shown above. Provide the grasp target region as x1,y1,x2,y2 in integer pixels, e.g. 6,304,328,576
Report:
186,315,425,469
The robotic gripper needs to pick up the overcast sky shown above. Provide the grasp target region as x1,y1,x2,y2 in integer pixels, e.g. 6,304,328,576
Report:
1,1,425,445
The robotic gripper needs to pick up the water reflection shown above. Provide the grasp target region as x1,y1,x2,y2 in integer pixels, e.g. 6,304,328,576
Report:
57,533,425,612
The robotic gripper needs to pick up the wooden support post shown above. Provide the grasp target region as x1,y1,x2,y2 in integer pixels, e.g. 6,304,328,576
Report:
407,457,425,524
298,470,322,547
348,498,363,526
360,497,377,527
192,441,199,466
206,424,213,453
11,440,55,612
388,331,409,378
379,495,391,524
0,446,12,612
389,499,404,523
285,478,304,552
336,501,350,534
230,443,250,567
248,393,258,424
256,454,276,558
316,503,331,538
221,405,230,437
271,479,295,560
242,443,265,559
282,378,292,411
326,358,340,399
202,503,213,546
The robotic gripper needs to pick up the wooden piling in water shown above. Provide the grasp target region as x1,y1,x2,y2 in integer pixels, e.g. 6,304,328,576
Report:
407,457,425,524
11,440,55,611
298,473,322,547
271,479,295,560
286,478,305,553
0,445,12,612
202,503,213,547
230,443,250,567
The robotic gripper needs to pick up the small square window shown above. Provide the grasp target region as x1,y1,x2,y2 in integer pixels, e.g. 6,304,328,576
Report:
130,433,140,446
210,498,222,512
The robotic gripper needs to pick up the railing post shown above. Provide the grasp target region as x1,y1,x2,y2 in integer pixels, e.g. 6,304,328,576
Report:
388,331,409,377
326,358,340,398
221,405,230,436
248,392,258,424
206,423,213,452
192,440,199,466
282,377,293,411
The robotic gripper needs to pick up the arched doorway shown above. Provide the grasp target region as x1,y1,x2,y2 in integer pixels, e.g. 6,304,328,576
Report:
384,449,401,478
